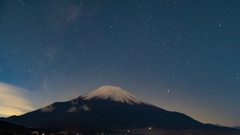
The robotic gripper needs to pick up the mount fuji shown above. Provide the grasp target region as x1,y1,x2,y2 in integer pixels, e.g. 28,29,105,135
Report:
0,86,231,131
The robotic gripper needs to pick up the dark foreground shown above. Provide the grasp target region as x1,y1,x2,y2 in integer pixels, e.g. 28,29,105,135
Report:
1,121,239,135
123,129,240,135
2,129,240,135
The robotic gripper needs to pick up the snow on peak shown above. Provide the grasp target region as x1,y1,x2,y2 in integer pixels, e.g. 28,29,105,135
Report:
81,85,148,105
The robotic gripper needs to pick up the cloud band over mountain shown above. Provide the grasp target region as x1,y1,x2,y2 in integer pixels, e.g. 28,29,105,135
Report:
0,82,35,117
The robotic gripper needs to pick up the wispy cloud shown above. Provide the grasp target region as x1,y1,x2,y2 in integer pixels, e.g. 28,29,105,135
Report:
0,82,35,117
41,104,55,112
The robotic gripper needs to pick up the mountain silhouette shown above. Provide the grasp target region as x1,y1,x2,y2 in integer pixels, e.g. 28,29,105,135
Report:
0,86,232,131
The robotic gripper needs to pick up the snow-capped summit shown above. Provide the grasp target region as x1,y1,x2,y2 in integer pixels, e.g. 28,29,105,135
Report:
81,85,148,105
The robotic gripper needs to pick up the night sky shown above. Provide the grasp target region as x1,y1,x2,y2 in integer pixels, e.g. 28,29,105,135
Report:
0,0,240,127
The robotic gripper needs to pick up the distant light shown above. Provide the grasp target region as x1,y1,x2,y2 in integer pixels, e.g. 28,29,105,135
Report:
148,127,152,130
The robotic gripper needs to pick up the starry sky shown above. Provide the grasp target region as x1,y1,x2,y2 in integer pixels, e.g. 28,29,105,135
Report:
0,0,240,127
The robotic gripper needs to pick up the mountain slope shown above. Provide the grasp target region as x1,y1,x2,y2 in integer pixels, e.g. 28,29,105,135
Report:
233,126,240,129
0,120,30,130
0,86,230,131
